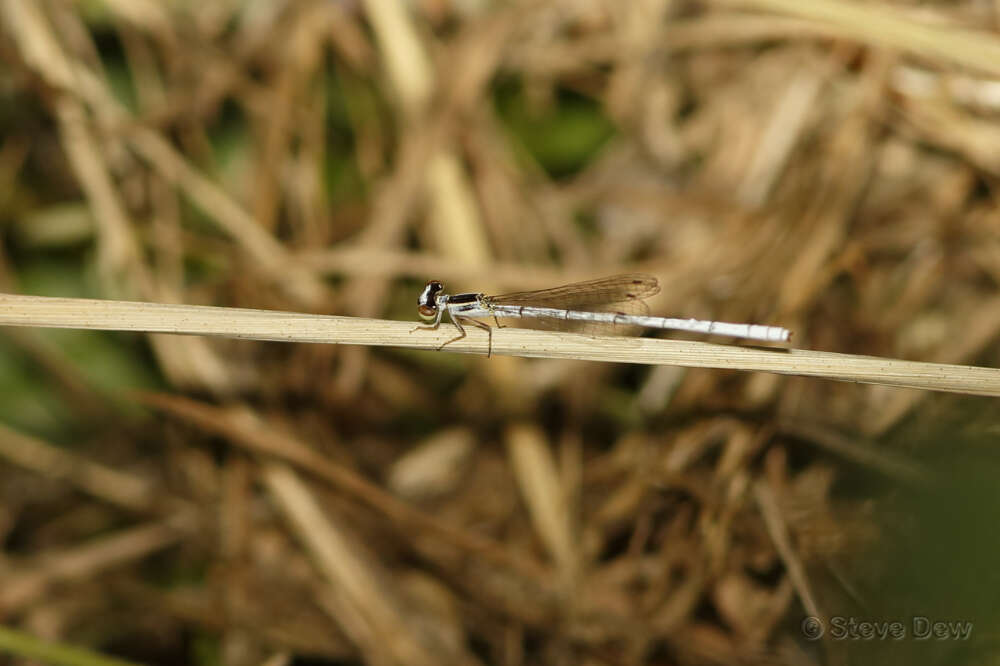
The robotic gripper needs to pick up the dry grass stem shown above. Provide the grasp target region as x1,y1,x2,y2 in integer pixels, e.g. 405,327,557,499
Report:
0,423,157,511
1,521,189,614
1,293,998,396
263,462,447,666
754,481,821,620
505,425,578,580
720,0,1000,76
135,394,546,580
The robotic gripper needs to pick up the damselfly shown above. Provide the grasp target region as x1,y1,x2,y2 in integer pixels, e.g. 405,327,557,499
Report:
415,274,791,355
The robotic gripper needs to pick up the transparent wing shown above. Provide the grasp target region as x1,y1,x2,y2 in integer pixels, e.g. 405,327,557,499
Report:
488,274,658,336
487,274,660,309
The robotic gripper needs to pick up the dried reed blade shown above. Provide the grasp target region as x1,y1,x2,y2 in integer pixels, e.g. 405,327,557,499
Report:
0,293,997,396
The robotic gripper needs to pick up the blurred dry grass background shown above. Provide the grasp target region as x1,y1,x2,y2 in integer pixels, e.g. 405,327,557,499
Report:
1,1,1000,665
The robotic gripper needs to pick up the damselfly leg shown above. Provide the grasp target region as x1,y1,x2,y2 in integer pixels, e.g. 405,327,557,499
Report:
415,280,495,355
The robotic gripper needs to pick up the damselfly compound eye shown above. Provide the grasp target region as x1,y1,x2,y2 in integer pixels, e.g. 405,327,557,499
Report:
417,281,444,321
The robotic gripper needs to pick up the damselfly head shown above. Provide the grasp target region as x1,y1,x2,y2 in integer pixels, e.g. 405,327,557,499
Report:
417,280,443,321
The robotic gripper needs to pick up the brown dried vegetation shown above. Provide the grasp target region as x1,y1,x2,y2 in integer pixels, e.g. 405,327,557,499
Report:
1,1,999,665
